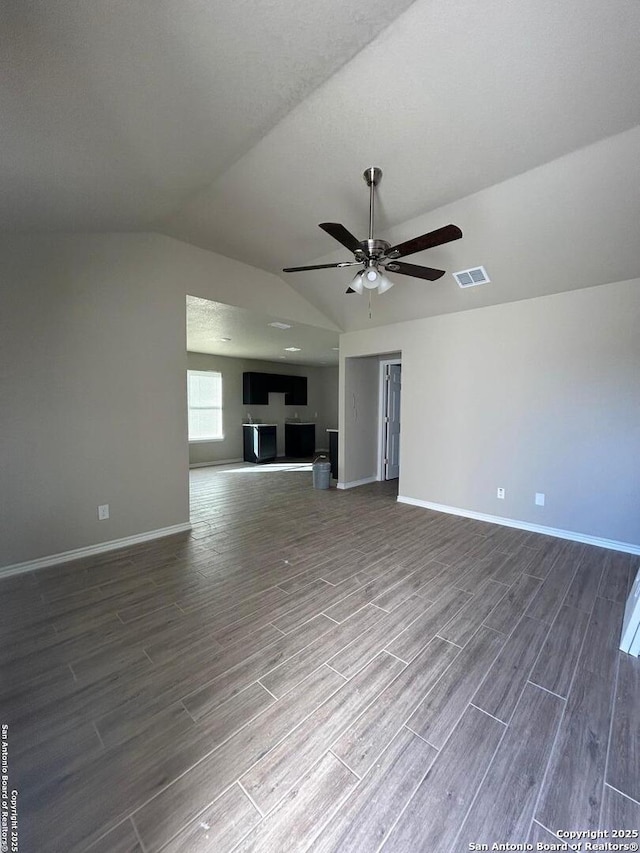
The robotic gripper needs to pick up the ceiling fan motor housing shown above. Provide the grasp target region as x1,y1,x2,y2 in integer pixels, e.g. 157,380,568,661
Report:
361,238,390,260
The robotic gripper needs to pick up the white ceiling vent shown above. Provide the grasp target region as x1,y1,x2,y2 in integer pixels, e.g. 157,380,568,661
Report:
453,266,490,288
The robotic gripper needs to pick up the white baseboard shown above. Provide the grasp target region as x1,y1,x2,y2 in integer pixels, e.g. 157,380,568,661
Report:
189,457,243,469
397,496,640,556
338,476,379,490
0,522,193,579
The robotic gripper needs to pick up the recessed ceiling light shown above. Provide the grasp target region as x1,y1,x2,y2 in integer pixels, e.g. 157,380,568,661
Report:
269,322,292,330
219,337,231,342
284,346,301,352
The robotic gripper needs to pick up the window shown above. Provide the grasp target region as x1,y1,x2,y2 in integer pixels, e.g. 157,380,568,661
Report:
187,370,223,441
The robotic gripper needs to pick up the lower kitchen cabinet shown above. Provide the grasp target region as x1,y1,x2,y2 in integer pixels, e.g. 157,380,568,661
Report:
243,424,277,463
327,429,338,479
285,423,315,458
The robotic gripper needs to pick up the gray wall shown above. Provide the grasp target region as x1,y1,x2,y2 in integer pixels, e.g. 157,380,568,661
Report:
187,351,338,463
0,233,337,568
341,356,380,484
340,279,640,548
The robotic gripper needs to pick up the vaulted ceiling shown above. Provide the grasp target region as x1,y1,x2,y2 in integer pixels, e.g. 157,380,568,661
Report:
3,0,640,333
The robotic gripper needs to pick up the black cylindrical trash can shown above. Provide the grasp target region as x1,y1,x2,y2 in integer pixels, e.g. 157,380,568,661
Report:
312,456,331,489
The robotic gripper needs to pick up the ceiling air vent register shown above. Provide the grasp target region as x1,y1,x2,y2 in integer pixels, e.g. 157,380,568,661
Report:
453,266,490,288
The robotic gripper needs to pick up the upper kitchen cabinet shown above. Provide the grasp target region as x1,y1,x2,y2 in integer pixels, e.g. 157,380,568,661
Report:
242,372,307,406
289,376,307,406
242,372,268,405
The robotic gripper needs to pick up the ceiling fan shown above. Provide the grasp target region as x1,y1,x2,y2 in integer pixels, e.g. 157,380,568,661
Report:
283,167,462,295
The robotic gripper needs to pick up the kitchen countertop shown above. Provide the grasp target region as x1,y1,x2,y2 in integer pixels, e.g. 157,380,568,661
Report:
242,423,277,427
326,428,338,432
286,422,315,426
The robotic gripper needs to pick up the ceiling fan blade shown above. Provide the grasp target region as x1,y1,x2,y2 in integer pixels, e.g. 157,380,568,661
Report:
282,261,359,273
319,222,363,254
384,261,446,281
345,287,356,294
387,224,462,259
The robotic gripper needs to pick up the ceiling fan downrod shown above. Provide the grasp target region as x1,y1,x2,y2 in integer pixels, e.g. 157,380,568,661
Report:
363,166,382,243
361,167,390,266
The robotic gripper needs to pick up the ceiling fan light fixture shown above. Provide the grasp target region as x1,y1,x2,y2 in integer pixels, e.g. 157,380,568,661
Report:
363,267,380,290
377,272,394,294
350,271,365,294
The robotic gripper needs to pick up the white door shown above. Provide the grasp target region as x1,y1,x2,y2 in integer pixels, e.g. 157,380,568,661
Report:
384,364,401,480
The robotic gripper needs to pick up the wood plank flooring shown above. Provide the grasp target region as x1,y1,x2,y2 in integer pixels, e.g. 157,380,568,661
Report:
2,461,638,852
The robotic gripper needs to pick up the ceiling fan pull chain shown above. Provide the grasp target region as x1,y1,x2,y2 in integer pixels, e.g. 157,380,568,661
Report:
368,290,373,319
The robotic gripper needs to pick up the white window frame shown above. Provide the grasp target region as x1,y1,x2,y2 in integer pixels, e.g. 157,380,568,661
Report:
187,370,224,442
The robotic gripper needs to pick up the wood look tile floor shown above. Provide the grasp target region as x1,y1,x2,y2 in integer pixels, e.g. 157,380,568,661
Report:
2,462,639,852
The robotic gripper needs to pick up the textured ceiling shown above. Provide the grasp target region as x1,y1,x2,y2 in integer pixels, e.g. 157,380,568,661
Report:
2,0,640,337
159,0,640,273
0,0,415,229
186,296,339,365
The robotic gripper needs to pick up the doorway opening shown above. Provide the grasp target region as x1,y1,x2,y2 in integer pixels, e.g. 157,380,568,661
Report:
378,358,402,481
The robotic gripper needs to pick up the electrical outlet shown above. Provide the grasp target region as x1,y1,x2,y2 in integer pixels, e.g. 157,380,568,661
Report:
98,504,109,520
535,493,545,506
496,487,505,500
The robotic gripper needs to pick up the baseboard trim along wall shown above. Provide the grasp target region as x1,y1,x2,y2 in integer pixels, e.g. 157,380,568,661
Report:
397,496,640,556
337,476,379,490
189,458,242,469
0,522,193,579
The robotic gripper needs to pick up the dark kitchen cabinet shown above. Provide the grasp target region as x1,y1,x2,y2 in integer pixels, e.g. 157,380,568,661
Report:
285,423,315,458
242,373,268,405
243,424,277,463
243,372,307,406
327,430,338,479
289,376,307,406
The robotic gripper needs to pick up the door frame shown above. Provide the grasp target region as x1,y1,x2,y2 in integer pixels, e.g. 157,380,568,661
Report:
377,358,402,481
